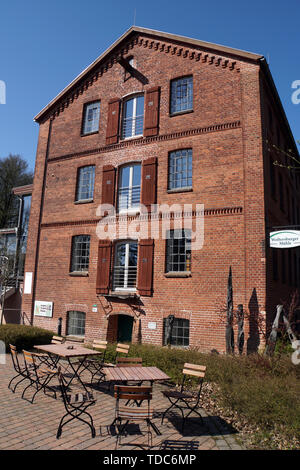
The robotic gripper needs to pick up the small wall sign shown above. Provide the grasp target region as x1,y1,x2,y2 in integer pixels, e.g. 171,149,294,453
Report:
148,322,157,330
34,301,53,318
92,305,98,313
270,230,300,248
24,272,33,294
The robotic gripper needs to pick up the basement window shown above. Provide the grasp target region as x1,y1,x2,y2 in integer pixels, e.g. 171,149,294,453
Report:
163,317,190,347
67,311,86,336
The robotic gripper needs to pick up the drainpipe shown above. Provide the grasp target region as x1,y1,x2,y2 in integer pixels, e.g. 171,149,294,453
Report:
14,195,24,286
30,119,53,325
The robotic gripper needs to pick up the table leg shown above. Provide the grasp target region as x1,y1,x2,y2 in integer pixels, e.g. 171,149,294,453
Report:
63,357,90,393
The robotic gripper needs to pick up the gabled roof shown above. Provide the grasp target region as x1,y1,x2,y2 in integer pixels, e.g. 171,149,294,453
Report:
34,26,264,123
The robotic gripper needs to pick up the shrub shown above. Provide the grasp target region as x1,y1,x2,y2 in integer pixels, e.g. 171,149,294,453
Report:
0,324,54,352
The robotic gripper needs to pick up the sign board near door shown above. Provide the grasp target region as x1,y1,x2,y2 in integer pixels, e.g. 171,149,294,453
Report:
34,301,53,318
270,230,300,248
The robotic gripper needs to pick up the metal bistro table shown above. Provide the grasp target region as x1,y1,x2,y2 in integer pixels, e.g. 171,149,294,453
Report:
102,366,170,386
103,366,170,436
34,343,103,393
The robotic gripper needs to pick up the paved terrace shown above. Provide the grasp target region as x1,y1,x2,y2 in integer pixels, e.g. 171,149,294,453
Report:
0,354,243,450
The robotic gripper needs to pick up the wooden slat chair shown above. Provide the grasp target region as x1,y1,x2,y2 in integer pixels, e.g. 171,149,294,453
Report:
56,366,96,439
21,350,58,403
113,385,160,448
161,363,206,433
116,357,142,367
8,344,30,393
115,357,143,400
82,340,108,386
104,343,130,367
52,335,65,344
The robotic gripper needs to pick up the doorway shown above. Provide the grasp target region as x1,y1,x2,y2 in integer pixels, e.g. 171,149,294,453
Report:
117,314,133,343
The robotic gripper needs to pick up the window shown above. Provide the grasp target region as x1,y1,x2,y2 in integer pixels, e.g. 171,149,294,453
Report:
76,166,95,201
113,241,138,290
70,235,90,272
118,163,141,212
168,149,192,190
170,76,193,115
163,317,190,346
166,229,191,273
82,101,100,135
67,311,86,336
121,95,144,139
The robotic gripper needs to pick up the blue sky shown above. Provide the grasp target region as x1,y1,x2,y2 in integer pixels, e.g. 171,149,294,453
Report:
0,0,299,171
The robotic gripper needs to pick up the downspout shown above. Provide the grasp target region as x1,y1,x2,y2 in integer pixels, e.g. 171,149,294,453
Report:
30,118,53,324
14,195,24,286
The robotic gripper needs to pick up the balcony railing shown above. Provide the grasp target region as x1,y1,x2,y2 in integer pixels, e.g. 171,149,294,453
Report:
121,115,144,139
113,266,137,290
118,186,141,212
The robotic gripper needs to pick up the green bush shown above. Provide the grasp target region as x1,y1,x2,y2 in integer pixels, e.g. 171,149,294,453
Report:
0,324,54,352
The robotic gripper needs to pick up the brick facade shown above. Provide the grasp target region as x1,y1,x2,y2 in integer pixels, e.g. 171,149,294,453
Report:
21,27,299,353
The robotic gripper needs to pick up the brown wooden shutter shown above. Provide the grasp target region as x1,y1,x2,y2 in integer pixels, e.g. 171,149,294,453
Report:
96,240,112,294
137,239,154,296
101,165,116,207
144,87,160,137
141,157,157,209
106,98,121,145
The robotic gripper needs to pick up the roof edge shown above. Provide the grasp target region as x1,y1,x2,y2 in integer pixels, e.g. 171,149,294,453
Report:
34,26,263,123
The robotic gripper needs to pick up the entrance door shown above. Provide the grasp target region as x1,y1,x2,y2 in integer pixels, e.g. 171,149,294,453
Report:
117,315,133,342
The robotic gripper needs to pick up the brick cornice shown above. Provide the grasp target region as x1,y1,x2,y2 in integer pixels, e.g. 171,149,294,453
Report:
47,120,241,164
40,206,243,229
39,34,241,124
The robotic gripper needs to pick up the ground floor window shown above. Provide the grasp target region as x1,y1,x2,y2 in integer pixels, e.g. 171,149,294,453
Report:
113,241,138,290
166,229,191,272
66,311,86,336
163,317,190,346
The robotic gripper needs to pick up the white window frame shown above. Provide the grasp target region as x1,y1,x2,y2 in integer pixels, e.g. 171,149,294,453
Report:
82,101,100,135
118,163,141,215
113,241,138,291
121,94,144,139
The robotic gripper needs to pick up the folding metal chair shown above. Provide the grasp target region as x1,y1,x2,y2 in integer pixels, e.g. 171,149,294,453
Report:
8,344,29,393
161,363,206,433
33,335,66,369
21,350,58,403
56,367,96,439
115,357,143,402
81,340,108,386
113,385,160,448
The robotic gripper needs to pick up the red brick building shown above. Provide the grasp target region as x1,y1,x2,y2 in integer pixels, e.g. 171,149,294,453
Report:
22,27,299,353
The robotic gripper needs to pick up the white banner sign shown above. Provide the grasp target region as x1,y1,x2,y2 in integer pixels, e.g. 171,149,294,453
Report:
34,301,53,317
270,230,300,248
24,272,33,294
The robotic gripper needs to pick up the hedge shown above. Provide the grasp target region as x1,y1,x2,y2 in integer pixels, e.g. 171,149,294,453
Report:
0,324,54,352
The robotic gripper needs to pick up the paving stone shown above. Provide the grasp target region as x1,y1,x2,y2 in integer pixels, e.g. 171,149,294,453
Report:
0,354,246,450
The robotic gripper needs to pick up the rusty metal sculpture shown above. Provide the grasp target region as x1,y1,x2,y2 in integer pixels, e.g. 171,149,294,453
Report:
237,304,244,354
226,267,234,354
